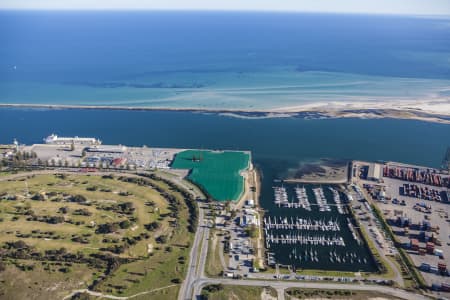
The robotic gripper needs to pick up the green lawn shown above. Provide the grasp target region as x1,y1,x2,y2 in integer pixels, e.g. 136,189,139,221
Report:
171,150,250,201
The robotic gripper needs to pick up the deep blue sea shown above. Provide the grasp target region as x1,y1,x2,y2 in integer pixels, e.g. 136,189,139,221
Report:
1,11,450,108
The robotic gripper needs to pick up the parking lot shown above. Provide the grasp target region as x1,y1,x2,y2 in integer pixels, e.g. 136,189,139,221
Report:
21,143,181,170
224,210,257,277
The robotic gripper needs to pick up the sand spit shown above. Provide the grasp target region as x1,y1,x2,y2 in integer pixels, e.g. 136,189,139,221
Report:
0,99,449,124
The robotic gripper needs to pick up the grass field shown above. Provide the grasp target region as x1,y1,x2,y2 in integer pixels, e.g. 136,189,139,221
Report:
171,150,250,201
201,284,276,300
205,230,224,277
0,172,195,299
0,259,97,300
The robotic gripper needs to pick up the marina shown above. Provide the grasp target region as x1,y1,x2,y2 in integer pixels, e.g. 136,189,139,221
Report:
264,183,377,271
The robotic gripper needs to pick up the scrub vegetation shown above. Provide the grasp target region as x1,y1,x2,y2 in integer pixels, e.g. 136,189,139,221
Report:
0,172,196,299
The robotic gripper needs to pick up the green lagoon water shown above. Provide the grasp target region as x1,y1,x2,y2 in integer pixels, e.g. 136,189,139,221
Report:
171,150,250,201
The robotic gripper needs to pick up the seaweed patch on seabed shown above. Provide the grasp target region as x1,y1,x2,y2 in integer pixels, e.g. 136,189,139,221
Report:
294,112,330,119
291,159,349,180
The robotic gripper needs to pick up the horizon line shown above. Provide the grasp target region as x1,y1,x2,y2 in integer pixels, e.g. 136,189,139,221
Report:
0,8,450,18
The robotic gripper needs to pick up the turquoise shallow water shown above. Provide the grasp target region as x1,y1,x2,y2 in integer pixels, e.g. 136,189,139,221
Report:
1,12,450,109
1,70,449,109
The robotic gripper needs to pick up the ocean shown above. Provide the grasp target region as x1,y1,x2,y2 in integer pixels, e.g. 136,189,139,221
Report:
1,11,450,109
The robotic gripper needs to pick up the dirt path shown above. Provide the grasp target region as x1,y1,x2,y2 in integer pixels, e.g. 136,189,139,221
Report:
261,288,278,300
62,284,177,300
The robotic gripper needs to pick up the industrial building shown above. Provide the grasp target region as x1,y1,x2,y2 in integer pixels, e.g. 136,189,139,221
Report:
367,163,382,181
240,209,259,227
86,145,126,153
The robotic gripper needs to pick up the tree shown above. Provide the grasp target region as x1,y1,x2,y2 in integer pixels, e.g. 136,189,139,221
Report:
31,193,45,201
156,235,168,244
96,223,119,234
0,261,6,272
11,240,28,249
225,201,231,212
145,221,161,231
69,194,87,203
71,292,90,300
119,220,131,229
245,224,258,238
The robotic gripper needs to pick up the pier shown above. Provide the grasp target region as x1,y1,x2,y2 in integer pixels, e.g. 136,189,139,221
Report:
329,186,345,214
273,186,289,207
295,185,311,210
264,216,340,231
313,187,331,212
265,232,346,247
347,217,362,245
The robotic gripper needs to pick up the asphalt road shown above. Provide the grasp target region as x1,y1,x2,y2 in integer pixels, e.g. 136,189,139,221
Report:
192,277,430,300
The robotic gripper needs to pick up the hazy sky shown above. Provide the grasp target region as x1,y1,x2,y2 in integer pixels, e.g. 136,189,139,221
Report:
1,0,450,15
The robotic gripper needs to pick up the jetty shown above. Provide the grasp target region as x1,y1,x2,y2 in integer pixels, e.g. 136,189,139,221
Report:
313,187,331,212
295,185,311,210
347,217,362,245
273,186,289,207
265,232,346,247
264,216,340,231
329,186,345,214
